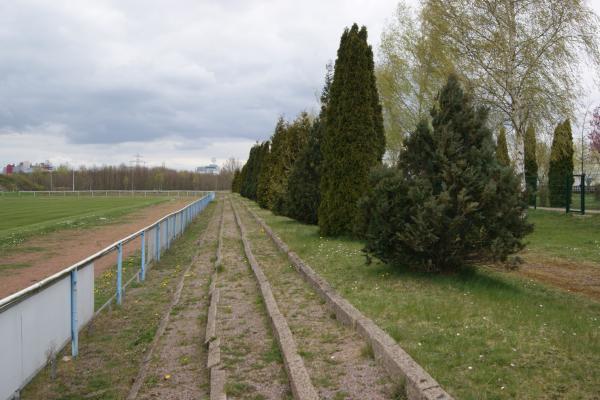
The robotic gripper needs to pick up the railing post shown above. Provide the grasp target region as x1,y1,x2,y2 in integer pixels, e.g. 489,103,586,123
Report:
166,216,170,249
156,224,161,261
581,173,586,215
179,212,183,235
70,269,78,357
140,231,146,281
566,176,571,214
116,243,123,305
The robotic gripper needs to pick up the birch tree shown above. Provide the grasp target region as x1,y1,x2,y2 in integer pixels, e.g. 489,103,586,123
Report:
377,2,453,163
422,0,600,188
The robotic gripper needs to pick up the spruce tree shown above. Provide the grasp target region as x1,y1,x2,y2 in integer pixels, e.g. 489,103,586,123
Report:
496,127,510,167
524,125,538,205
548,120,574,207
360,75,532,271
319,24,385,236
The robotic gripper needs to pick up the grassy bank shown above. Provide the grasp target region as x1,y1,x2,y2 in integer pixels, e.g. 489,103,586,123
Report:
239,197,600,399
22,201,216,399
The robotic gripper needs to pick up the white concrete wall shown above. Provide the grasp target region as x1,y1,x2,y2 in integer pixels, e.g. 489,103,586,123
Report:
0,263,94,400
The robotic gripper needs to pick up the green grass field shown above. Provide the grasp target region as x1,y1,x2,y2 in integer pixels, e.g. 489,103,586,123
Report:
526,210,600,263
0,196,168,250
239,197,600,399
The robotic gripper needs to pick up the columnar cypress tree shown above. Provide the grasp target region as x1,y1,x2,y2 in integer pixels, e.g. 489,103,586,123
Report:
238,146,254,199
256,141,270,200
257,119,284,208
285,68,332,224
256,140,272,208
231,169,242,193
239,141,269,201
261,114,310,214
548,120,574,207
496,127,510,167
285,118,323,223
319,24,385,236
524,125,538,205
360,75,531,271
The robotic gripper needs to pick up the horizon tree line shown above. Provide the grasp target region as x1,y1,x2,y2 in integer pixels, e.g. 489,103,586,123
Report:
2,159,241,191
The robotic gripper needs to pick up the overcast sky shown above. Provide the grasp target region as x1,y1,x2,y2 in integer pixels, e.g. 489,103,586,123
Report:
0,0,400,170
1,0,599,170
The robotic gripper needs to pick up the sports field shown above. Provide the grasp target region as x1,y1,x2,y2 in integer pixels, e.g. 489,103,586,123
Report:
0,194,199,298
0,196,168,249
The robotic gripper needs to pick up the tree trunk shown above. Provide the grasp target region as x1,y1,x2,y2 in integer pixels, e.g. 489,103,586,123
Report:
507,0,526,191
514,127,526,191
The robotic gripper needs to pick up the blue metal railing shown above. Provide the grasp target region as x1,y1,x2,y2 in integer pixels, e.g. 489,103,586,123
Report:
0,192,215,400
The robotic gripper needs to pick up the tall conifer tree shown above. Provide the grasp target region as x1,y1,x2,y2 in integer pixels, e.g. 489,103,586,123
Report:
496,127,510,167
260,114,310,214
256,140,272,208
240,141,269,201
231,169,242,193
524,125,538,205
548,120,574,207
286,67,332,224
319,24,385,236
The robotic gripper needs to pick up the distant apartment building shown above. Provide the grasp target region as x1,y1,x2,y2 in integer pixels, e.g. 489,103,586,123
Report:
14,161,32,173
2,161,53,174
36,161,53,172
196,164,219,174
2,164,15,174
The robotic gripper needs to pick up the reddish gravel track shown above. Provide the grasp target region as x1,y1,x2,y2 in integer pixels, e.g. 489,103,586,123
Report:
0,198,192,299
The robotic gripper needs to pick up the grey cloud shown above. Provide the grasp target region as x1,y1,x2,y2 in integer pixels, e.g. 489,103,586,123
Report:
0,0,399,167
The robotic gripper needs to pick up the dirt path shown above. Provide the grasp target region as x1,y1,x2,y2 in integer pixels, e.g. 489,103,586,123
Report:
518,255,600,300
234,200,396,399
0,198,193,298
133,199,222,399
217,198,291,399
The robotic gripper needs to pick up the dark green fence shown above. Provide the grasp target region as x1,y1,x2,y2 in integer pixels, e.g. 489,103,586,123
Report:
530,174,600,214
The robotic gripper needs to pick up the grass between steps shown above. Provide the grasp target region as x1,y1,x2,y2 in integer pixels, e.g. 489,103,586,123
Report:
238,196,600,400
21,201,216,400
